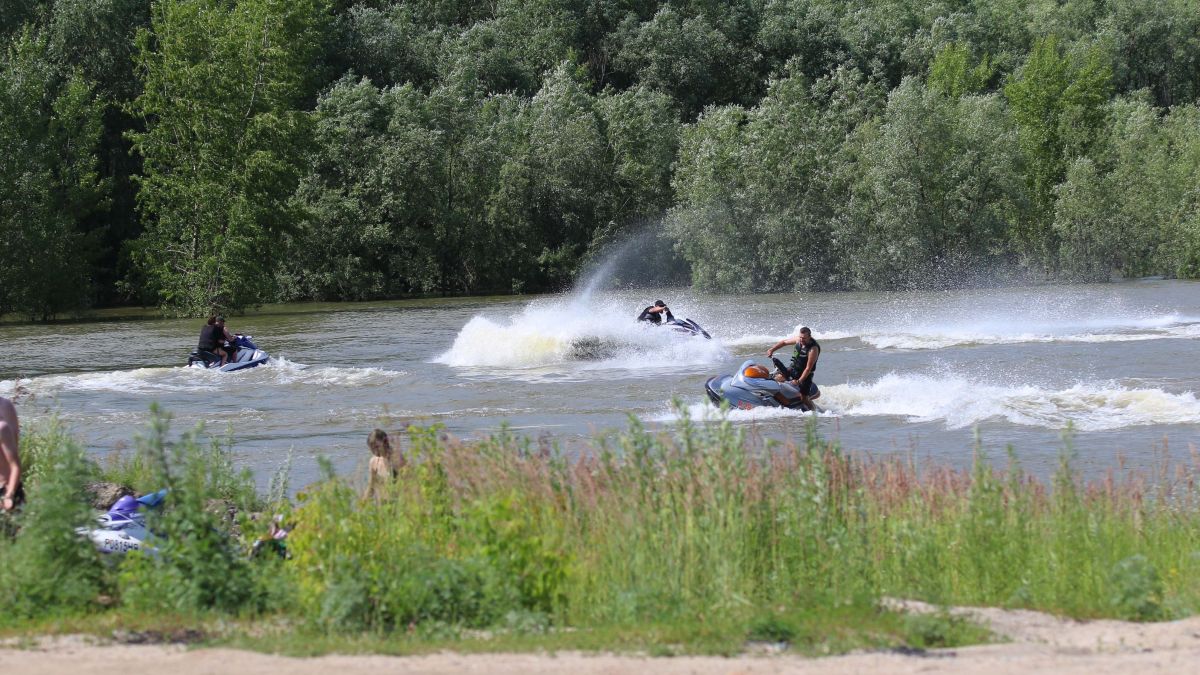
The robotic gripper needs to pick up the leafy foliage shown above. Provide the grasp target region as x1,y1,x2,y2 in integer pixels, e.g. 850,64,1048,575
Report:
0,29,107,319
0,418,106,622
5,0,1200,317
117,406,261,613
127,0,329,315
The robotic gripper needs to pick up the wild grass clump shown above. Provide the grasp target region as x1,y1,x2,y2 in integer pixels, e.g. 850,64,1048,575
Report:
116,405,269,615
6,405,1200,653
0,417,107,623
288,428,569,633
287,409,1200,636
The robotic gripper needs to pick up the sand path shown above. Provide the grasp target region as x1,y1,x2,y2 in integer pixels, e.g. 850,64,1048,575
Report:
7,601,1200,674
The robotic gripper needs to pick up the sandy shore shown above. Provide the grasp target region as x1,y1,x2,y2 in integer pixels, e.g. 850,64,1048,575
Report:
7,601,1200,674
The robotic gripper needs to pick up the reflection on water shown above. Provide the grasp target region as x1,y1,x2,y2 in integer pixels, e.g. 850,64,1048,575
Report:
2,280,1199,485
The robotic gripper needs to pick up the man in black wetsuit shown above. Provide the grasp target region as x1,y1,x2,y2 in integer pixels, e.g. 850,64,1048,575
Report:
197,316,227,365
637,300,675,325
766,326,821,409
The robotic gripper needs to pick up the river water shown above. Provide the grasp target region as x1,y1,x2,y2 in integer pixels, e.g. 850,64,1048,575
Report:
2,280,1198,486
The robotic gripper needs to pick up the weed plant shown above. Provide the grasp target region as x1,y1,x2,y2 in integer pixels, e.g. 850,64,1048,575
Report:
288,409,1200,639
5,405,1200,651
0,417,107,623
116,405,268,614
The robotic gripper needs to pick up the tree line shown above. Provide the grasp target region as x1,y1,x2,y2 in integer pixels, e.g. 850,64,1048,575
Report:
2,0,1199,318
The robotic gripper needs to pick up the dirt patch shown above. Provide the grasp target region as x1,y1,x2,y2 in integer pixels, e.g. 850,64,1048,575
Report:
112,628,208,645
7,603,1200,674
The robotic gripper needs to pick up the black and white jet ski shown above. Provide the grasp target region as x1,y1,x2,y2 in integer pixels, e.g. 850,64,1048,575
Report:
663,317,711,339
188,334,269,372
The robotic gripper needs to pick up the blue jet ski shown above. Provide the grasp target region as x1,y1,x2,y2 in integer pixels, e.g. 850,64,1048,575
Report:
705,359,820,412
79,489,168,554
188,334,269,371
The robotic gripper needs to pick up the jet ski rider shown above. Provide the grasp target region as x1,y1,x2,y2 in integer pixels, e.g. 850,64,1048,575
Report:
637,300,675,325
766,326,821,408
197,316,228,366
215,315,237,363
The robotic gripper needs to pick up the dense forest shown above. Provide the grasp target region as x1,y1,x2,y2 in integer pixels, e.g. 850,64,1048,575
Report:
2,1,1199,317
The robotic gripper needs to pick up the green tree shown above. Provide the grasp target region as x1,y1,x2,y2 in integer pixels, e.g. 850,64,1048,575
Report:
128,0,329,315
1053,98,1200,280
0,29,107,319
928,42,992,99
612,5,751,119
1004,35,1111,267
843,78,1024,289
1098,0,1200,108
669,65,883,292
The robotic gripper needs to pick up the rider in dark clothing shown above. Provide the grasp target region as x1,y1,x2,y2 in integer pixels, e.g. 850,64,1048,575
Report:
197,316,228,365
766,326,821,406
637,300,675,325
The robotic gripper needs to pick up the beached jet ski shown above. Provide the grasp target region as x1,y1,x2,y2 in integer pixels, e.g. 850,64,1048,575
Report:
187,334,269,371
705,359,820,412
79,489,168,554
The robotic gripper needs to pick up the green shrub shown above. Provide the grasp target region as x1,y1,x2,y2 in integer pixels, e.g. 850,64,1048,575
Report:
0,418,107,622
1108,555,1164,621
116,406,260,614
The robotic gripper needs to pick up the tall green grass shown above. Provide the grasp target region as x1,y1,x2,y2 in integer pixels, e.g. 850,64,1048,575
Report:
4,406,1200,649
289,413,1200,633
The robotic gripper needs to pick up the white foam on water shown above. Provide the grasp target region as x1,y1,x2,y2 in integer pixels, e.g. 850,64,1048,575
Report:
854,314,1200,350
435,297,730,370
0,357,406,397
0,367,216,396
253,356,405,387
648,402,830,424
649,373,1200,431
827,373,1200,430
714,314,1200,352
723,327,857,348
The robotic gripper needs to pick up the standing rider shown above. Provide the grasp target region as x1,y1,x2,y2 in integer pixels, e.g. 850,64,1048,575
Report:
197,316,228,366
766,326,821,408
637,300,675,325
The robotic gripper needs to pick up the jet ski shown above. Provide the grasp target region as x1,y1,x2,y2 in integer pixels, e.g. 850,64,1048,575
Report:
79,489,168,554
188,334,269,371
705,359,820,412
664,317,711,339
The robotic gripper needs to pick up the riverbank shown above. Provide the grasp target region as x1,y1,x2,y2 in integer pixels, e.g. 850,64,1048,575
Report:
3,410,1200,658
7,600,1200,674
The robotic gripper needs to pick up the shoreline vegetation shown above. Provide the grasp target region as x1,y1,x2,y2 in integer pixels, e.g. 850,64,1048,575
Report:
3,407,1199,656
4,2,1200,320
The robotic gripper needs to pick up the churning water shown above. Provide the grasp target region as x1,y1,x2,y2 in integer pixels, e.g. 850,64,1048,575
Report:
2,279,1198,485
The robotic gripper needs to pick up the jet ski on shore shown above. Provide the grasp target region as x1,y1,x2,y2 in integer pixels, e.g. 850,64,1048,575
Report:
705,359,821,412
188,334,269,372
79,489,168,554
